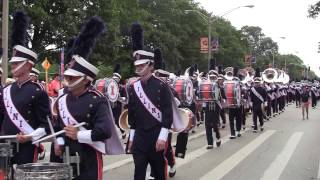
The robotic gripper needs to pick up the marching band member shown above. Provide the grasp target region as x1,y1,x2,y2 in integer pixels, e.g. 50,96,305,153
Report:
217,66,227,128
250,76,267,132
111,64,127,139
311,85,317,108
54,16,124,179
149,49,177,179
227,67,242,139
127,23,173,180
265,82,274,120
0,11,50,164
204,61,221,149
175,65,196,158
295,84,302,108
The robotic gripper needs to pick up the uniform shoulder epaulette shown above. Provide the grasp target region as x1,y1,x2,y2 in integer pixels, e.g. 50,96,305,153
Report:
153,75,168,86
31,81,46,91
88,89,104,98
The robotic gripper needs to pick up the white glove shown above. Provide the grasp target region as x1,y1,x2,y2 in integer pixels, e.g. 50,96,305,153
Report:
264,102,268,107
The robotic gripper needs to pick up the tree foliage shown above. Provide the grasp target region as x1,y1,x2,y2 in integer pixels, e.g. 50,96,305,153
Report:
6,0,316,80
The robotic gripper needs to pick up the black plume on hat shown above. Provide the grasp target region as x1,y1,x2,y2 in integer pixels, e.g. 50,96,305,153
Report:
162,62,166,70
189,66,195,77
154,48,163,70
175,69,181,76
73,16,106,61
65,37,76,64
255,68,261,77
233,66,239,77
218,65,224,75
131,22,144,51
193,64,198,71
11,10,29,48
209,59,215,71
113,63,121,74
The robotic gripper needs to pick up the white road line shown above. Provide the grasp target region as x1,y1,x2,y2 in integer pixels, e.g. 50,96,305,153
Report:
260,132,303,180
103,130,206,172
317,158,320,180
199,130,276,180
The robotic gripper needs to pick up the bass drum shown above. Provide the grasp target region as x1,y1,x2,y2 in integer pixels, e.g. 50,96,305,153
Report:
198,80,219,102
224,81,241,108
95,78,119,103
177,108,195,132
173,78,194,105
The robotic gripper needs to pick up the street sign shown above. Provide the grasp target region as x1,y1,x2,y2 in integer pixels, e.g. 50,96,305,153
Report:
41,57,51,70
200,37,208,53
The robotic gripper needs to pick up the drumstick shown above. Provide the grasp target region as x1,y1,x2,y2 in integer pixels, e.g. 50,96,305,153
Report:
47,116,57,142
32,122,86,144
0,134,33,140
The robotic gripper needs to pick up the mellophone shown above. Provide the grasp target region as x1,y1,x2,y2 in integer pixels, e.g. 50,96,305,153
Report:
0,122,86,180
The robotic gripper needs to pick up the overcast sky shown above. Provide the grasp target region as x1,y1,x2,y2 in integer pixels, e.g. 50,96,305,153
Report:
195,0,320,76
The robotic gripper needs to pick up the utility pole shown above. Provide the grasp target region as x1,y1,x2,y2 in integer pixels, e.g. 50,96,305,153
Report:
1,0,8,86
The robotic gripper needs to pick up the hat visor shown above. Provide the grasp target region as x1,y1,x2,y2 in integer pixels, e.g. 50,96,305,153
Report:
134,59,151,66
9,57,28,63
63,69,84,77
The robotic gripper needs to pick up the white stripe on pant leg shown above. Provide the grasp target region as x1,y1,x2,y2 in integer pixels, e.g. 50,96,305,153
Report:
199,130,276,180
317,158,320,179
260,132,303,180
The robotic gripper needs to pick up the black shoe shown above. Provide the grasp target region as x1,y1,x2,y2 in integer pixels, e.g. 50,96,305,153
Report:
191,130,196,133
216,139,221,147
206,145,213,149
221,124,226,129
230,135,236,139
260,126,264,131
253,129,258,133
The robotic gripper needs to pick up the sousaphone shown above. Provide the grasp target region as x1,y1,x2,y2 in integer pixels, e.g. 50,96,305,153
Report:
118,108,192,133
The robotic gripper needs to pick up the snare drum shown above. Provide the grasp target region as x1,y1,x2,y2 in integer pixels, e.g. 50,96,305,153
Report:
15,163,72,180
198,80,219,101
95,78,119,103
224,81,241,108
173,78,194,105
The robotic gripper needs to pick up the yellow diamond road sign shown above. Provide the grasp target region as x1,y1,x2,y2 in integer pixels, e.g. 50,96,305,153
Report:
41,58,51,70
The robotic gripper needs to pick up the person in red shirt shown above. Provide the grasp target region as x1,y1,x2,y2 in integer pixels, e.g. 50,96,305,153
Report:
48,73,61,97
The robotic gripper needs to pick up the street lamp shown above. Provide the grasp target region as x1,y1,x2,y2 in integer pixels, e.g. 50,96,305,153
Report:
185,5,254,71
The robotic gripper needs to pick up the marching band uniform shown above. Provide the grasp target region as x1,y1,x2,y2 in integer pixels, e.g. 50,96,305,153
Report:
227,68,242,139
0,11,50,165
217,67,227,128
266,83,274,119
128,23,173,180
295,86,302,108
111,64,126,138
55,17,124,179
204,65,221,149
250,78,267,132
150,51,177,179
175,65,196,159
311,86,317,108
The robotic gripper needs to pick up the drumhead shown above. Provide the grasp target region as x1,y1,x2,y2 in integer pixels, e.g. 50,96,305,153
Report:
105,79,119,103
15,163,72,180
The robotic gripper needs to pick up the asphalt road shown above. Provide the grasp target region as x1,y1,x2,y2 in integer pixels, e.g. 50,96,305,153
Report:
101,104,320,180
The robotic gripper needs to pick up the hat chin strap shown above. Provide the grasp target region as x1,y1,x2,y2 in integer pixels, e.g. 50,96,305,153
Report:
67,76,85,90
12,61,27,74
135,61,150,76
